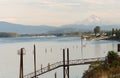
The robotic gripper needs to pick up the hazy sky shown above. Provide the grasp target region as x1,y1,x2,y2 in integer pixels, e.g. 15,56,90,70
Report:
0,0,120,26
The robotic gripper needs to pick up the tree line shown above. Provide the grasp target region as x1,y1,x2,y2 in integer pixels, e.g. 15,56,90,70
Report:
111,28,120,38
0,32,18,37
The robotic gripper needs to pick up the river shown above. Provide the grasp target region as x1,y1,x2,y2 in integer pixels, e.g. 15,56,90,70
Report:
0,37,119,78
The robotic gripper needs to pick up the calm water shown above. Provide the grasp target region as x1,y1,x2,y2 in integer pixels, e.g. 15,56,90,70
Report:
0,37,119,78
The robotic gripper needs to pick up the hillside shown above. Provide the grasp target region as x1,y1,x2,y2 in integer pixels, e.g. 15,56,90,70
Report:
0,21,120,34
0,21,56,34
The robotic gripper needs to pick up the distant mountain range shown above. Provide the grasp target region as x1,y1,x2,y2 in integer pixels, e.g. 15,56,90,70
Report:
0,21,120,34
0,21,56,34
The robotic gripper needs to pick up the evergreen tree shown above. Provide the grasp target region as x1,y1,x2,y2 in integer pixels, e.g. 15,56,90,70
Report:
112,28,115,36
94,26,100,36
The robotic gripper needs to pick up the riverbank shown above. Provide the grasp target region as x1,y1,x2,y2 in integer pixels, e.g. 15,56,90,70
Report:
105,36,120,42
82,51,120,78
83,66,120,78
81,35,108,41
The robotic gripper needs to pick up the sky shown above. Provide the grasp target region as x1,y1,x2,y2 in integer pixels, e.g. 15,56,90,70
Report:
0,0,120,26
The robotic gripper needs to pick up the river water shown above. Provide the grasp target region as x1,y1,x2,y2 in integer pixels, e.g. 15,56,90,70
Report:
0,37,119,78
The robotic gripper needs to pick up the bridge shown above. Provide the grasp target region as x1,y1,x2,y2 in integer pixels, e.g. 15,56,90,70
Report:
24,57,105,78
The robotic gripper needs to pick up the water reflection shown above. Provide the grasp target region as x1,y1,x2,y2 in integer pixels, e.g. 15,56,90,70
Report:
0,37,119,78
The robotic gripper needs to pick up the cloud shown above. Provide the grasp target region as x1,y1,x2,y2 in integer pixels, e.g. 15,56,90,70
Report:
22,0,81,8
0,0,80,8
0,0,119,26
83,0,104,4
82,0,119,5
0,18,17,22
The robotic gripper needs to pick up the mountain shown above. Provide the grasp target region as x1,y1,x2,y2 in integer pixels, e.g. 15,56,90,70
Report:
55,15,120,33
77,15,102,26
0,20,120,34
48,24,120,34
0,21,57,34
0,21,92,34
52,24,94,33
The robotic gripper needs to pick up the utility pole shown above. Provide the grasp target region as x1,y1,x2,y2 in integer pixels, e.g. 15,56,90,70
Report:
34,45,37,78
18,48,25,78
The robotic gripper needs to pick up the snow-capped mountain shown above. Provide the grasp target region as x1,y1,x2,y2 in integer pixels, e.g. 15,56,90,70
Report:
80,15,102,25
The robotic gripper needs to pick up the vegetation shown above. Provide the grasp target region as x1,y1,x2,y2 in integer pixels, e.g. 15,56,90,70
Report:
106,28,120,40
20,32,91,37
112,28,120,38
0,32,18,37
94,26,100,36
83,51,120,78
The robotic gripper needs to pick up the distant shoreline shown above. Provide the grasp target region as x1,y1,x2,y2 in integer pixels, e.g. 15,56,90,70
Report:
103,36,120,42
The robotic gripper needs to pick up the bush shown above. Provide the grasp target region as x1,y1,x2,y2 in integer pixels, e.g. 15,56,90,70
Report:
107,51,120,67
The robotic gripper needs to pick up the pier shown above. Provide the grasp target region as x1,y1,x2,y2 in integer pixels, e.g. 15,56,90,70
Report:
22,43,120,78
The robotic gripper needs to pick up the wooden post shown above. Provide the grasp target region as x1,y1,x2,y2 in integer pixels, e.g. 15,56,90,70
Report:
63,48,70,78
34,45,37,78
118,44,120,52
63,49,65,78
55,72,57,78
67,48,69,78
19,48,25,78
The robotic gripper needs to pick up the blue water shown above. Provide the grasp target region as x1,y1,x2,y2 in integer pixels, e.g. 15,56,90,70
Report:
0,37,118,44
0,37,119,78
0,37,81,44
